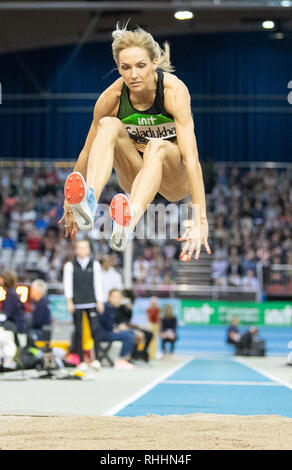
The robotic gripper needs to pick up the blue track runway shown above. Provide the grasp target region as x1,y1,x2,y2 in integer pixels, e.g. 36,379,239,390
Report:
116,357,292,418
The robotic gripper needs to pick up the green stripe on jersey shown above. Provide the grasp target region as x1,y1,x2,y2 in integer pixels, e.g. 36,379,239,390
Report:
121,113,174,126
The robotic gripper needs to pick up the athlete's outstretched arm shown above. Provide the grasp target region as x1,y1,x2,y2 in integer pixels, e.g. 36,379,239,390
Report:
73,93,110,177
58,100,102,238
73,120,98,178
165,81,211,260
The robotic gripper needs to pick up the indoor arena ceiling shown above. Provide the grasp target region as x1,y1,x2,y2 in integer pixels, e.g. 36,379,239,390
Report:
0,1,291,53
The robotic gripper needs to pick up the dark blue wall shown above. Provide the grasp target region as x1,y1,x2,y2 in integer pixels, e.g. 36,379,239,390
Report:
0,32,291,161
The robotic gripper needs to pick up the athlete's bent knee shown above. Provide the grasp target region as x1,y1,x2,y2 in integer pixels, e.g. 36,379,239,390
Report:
144,139,167,162
93,117,123,146
98,117,122,135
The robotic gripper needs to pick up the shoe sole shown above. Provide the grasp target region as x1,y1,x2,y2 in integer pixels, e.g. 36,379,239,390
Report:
109,193,132,251
109,193,132,227
64,172,94,231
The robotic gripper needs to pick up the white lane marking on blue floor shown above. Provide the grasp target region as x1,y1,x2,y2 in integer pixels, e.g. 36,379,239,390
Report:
103,355,195,416
163,380,281,386
235,358,292,391
115,358,292,417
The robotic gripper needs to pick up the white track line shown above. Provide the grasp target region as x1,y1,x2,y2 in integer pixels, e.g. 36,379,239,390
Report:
162,380,281,386
234,357,292,391
103,355,195,416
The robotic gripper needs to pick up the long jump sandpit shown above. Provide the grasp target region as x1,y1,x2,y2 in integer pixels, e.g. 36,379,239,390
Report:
0,414,291,450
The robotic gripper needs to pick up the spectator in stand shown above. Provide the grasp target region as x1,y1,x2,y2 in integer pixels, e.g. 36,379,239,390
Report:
162,241,177,260
268,256,283,284
3,192,17,221
1,271,25,333
26,229,41,252
147,266,162,286
256,240,271,267
282,228,292,252
133,256,149,283
100,255,123,301
146,297,161,360
215,164,228,187
22,201,37,232
241,270,260,290
241,250,257,276
160,305,178,357
133,240,147,258
214,239,229,261
214,216,229,245
227,255,243,287
252,201,264,226
29,279,51,340
143,246,154,262
99,289,135,369
211,256,229,286
161,257,176,281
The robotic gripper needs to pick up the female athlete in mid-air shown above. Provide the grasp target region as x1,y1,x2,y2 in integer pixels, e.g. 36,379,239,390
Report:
59,24,211,262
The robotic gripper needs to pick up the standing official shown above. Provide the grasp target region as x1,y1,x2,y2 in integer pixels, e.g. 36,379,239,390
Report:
63,238,104,366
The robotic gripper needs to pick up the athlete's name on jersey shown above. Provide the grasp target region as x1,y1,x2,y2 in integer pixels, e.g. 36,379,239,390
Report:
125,123,176,143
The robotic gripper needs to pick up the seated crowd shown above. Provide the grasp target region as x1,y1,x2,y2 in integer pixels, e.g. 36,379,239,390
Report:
210,164,292,287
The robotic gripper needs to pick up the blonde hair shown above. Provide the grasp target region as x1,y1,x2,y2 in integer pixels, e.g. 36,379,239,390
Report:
112,22,175,73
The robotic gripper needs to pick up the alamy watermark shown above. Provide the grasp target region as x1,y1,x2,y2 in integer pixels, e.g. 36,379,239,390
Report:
90,203,201,241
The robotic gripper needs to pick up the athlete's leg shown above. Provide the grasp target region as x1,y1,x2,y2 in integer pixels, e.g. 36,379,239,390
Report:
64,117,143,233
86,117,142,201
129,139,189,229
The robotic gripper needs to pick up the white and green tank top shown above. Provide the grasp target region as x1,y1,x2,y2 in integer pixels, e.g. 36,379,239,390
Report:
117,69,176,145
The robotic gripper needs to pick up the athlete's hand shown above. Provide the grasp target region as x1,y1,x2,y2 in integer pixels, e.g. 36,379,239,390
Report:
177,219,211,261
58,203,79,240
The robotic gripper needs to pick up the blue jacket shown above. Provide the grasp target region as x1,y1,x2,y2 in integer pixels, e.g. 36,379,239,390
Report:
2,288,25,332
31,296,51,329
99,301,118,334
161,317,177,332
226,325,240,344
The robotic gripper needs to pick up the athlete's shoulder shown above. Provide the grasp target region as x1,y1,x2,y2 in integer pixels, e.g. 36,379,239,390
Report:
163,72,189,94
103,77,124,99
163,72,190,115
94,77,124,117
